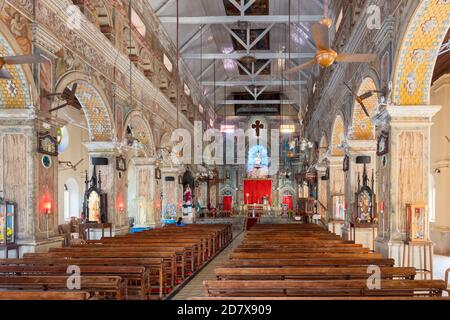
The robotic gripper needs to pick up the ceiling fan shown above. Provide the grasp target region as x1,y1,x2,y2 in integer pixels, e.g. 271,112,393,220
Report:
344,82,386,118
286,22,376,74
47,83,82,113
59,158,84,172
0,54,47,79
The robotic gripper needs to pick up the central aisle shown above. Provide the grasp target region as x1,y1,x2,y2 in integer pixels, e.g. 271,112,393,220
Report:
171,231,246,300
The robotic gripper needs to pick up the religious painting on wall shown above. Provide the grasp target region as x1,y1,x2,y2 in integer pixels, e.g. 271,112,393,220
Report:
38,132,58,156
116,156,127,172
406,202,428,243
353,164,377,225
82,168,107,223
332,195,345,221
377,131,389,156
0,194,16,245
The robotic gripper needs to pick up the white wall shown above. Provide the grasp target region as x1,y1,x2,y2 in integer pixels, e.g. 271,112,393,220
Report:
430,73,450,254
57,109,90,225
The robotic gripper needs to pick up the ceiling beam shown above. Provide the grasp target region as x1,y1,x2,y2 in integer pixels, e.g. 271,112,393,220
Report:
184,52,314,60
155,0,175,15
201,80,306,86
219,100,296,105
159,15,323,25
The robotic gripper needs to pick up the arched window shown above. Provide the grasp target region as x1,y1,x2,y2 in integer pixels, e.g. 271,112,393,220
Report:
63,178,80,221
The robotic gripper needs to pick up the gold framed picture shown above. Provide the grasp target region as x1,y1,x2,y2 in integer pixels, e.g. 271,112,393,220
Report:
406,202,428,243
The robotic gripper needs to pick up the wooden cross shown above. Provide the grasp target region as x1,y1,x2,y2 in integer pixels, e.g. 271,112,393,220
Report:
252,120,264,137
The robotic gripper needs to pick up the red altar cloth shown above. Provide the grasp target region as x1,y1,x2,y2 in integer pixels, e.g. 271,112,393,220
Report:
223,196,232,211
244,179,272,205
282,195,293,210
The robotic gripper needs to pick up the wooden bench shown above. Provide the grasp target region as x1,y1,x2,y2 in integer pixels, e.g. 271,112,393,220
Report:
0,291,90,300
222,258,396,268
9,257,165,299
229,252,383,260
0,276,126,300
215,267,417,280
24,250,177,295
204,279,447,298
0,264,149,300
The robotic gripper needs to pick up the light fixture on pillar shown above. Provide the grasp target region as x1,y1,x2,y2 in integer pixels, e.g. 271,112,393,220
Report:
44,201,52,239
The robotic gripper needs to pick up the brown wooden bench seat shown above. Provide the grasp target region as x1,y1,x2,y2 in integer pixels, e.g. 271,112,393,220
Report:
233,247,371,253
229,252,383,260
222,258,396,268
0,276,126,300
51,247,187,283
80,242,197,274
0,265,149,300
215,267,417,280
203,279,447,298
9,257,165,299
190,296,450,300
0,291,90,300
24,251,176,295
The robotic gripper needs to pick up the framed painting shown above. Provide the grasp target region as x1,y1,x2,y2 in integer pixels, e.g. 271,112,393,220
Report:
406,202,428,243
38,132,58,156
116,156,127,172
377,131,389,156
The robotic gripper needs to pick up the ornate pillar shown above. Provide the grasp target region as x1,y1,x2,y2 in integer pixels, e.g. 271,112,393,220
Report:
0,110,64,256
327,156,344,236
84,142,128,236
161,167,183,222
343,140,377,248
130,158,160,228
374,105,441,266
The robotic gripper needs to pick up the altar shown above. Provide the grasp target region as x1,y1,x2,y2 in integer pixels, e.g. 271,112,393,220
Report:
243,179,272,206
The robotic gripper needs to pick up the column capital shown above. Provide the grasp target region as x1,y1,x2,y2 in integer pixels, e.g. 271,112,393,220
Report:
83,141,119,154
347,139,377,154
131,157,157,167
328,156,344,167
387,105,441,119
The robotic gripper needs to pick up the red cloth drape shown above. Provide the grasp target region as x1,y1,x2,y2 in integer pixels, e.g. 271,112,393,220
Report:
282,195,293,210
244,180,272,205
223,196,232,211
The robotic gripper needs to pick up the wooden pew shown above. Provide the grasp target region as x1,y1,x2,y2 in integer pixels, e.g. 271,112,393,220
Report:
51,247,187,283
229,252,384,260
215,267,417,280
203,279,447,298
0,276,126,300
222,258,396,268
0,291,90,300
0,264,149,300
24,250,177,294
8,257,165,299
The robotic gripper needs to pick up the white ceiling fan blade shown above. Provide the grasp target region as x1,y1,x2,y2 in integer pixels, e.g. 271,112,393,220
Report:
286,60,316,74
0,69,12,79
335,54,377,63
3,54,47,65
311,23,330,51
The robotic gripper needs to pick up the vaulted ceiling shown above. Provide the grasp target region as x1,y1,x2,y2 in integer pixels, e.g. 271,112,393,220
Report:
148,0,326,117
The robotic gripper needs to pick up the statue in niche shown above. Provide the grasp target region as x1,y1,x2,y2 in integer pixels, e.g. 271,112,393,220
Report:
82,167,107,223
353,163,377,225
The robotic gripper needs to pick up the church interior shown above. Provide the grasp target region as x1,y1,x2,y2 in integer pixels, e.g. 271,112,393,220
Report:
0,0,449,301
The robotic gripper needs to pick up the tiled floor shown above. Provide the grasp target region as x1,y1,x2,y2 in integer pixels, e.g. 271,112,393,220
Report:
171,232,246,300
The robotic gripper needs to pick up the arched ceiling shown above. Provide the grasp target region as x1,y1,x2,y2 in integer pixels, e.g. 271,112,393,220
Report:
148,0,326,116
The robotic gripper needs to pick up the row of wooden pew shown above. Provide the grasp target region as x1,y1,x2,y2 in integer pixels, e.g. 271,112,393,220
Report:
0,224,232,300
197,224,450,300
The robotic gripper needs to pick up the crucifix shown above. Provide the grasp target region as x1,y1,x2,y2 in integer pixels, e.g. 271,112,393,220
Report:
252,120,264,139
